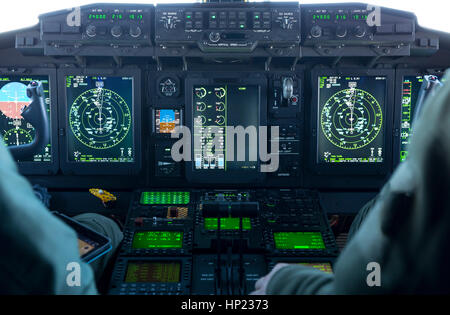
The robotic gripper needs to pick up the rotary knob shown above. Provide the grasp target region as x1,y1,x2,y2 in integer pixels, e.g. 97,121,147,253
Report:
310,25,322,38
209,32,221,43
129,24,142,38
111,25,123,38
354,25,366,38
86,24,96,38
336,25,347,38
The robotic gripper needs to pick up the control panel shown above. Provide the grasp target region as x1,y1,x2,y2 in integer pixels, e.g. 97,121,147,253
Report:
301,4,417,56
155,3,300,53
15,2,434,58
38,4,153,56
109,189,338,295
148,71,302,186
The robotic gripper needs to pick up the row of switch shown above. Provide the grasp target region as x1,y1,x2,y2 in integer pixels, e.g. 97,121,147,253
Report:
85,24,142,38
309,22,413,39
310,24,367,38
185,10,271,30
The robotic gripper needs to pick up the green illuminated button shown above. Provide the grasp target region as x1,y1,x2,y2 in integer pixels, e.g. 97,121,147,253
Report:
204,217,251,230
273,232,325,250
140,191,190,205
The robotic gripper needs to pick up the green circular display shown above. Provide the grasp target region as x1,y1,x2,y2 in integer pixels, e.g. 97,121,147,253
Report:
3,128,33,146
320,88,383,150
69,88,131,150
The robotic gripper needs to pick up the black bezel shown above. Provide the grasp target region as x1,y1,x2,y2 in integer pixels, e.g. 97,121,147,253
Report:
185,73,268,184
0,68,59,175
310,68,395,176
58,68,142,175
109,256,192,294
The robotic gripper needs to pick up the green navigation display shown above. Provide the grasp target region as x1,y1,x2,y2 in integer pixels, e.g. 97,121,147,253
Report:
204,217,251,230
273,232,325,250
132,231,183,249
66,75,134,163
317,75,386,164
140,191,190,205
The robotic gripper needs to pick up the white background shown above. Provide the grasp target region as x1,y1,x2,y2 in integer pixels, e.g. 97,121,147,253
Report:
0,0,448,33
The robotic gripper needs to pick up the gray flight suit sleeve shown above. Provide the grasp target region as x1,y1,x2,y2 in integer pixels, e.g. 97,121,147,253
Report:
266,70,450,295
73,213,123,281
0,139,98,294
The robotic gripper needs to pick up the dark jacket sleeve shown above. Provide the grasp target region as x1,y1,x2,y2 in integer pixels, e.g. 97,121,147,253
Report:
0,138,98,294
267,70,450,295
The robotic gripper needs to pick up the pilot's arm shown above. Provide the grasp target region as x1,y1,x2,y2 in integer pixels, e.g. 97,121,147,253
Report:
253,70,450,295
0,138,97,294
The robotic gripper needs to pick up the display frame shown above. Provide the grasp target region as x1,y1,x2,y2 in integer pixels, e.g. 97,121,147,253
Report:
185,74,268,184
108,256,192,295
58,68,142,175
0,68,59,175
310,68,395,176
393,69,444,167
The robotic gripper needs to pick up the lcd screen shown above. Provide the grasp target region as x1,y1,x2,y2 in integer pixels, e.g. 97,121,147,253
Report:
132,231,183,249
273,232,325,250
192,84,259,171
0,75,52,162
204,217,251,230
317,75,386,164
66,75,134,163
155,109,180,134
125,261,181,283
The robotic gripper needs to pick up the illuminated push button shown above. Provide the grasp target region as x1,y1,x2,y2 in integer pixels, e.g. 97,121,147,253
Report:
194,21,203,29
111,25,123,38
